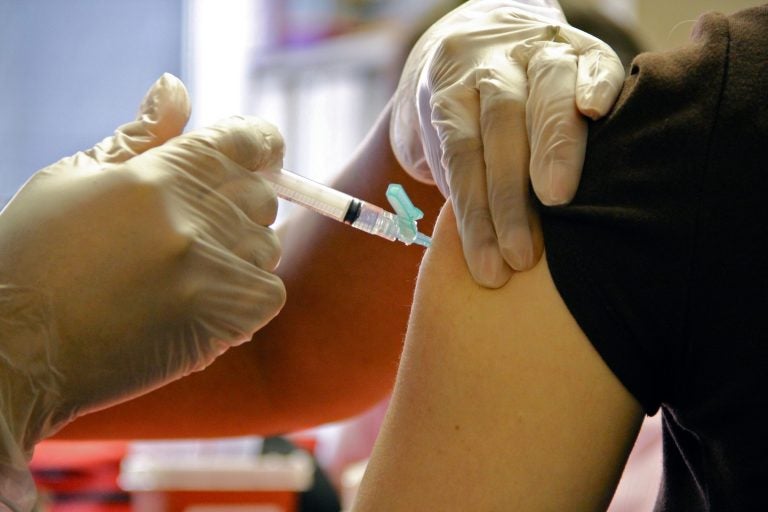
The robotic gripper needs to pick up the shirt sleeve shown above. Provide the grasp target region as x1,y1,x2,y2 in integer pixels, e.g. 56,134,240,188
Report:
537,10,733,414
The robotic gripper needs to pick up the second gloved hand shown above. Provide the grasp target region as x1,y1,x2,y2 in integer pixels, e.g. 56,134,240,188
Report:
0,75,285,510
390,0,625,287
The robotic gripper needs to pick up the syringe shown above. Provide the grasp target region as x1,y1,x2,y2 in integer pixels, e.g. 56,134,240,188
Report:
262,168,431,247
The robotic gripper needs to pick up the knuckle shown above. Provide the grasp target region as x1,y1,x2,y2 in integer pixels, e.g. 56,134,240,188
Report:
117,166,180,221
436,126,482,167
225,116,285,171
166,227,201,266
480,92,526,128
430,85,478,123
431,114,482,163
441,144,481,175
433,32,470,61
254,118,285,153
167,117,285,173
111,166,208,263
476,65,528,106
150,141,229,184
529,43,578,73
432,107,477,142
221,176,279,227
482,83,527,108
487,8,513,25
176,130,209,148
121,160,167,191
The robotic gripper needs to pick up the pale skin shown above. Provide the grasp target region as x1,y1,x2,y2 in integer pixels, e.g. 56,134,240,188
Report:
352,202,644,511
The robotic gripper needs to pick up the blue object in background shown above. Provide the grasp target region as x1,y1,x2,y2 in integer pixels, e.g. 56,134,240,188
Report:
0,0,183,205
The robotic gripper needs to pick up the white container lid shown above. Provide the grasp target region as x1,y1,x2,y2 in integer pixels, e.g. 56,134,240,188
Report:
119,438,314,492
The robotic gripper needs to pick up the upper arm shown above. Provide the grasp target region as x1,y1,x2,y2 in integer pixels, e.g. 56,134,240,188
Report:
353,202,644,511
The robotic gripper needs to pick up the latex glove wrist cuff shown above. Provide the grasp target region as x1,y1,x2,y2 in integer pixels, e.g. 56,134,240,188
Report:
0,285,63,511
0,373,37,512
0,285,62,450
0,378,37,512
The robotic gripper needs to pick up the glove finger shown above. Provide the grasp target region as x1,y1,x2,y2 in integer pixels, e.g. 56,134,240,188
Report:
159,115,284,189
431,84,512,288
390,70,435,185
185,240,286,348
85,73,191,166
130,116,280,255
527,42,587,206
477,60,538,271
575,47,625,119
555,25,625,120
122,153,261,257
417,81,451,197
188,174,275,254
230,225,282,272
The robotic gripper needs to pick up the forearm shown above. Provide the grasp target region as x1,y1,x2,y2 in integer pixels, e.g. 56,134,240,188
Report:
55,102,443,440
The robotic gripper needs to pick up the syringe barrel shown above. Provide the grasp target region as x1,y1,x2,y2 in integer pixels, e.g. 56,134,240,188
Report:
263,169,352,221
351,201,400,241
261,168,427,246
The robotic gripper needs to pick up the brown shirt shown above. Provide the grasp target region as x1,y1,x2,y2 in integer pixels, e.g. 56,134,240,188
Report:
539,5,768,510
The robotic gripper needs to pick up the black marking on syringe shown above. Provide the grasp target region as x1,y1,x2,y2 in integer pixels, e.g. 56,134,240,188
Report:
344,199,362,224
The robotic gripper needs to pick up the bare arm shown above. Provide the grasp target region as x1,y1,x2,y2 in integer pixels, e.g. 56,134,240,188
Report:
352,202,644,511
56,103,444,439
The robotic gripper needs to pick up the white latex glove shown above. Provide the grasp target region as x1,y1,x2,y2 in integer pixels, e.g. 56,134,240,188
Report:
0,74,286,511
391,0,625,287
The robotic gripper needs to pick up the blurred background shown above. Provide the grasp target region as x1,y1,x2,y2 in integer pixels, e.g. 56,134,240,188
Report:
0,0,764,510
1,0,762,206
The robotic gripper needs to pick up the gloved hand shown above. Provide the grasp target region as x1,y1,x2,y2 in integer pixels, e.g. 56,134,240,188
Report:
390,0,625,287
0,74,286,511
